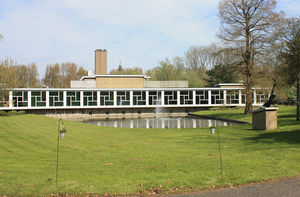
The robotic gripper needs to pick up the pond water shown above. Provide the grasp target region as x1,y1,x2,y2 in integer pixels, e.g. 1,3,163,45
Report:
83,116,235,129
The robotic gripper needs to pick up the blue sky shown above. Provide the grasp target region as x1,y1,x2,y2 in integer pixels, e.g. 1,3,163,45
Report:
0,0,299,77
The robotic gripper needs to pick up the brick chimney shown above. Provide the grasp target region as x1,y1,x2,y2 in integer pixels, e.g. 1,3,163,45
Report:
95,49,107,75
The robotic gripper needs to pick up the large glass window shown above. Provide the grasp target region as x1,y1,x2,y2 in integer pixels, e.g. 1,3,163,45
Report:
31,91,46,107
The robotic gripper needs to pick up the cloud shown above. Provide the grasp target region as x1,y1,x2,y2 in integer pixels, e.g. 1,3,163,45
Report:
0,0,298,77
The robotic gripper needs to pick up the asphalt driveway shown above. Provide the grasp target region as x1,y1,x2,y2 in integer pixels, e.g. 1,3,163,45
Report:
165,176,300,197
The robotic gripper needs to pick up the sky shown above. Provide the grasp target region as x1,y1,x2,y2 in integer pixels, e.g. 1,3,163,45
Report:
0,0,299,77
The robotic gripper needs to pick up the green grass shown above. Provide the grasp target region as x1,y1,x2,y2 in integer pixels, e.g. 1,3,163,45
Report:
193,107,256,122
0,106,300,196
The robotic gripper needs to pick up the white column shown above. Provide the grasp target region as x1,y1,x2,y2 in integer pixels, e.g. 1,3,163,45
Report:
208,119,212,127
193,90,196,105
146,91,149,106
253,90,257,105
177,91,180,105
130,120,134,128
80,91,84,107
208,90,211,105
238,90,242,105
97,91,100,106
9,91,13,108
46,91,49,107
63,91,67,107
162,119,165,129
192,119,196,128
223,90,227,105
28,91,31,107
177,118,180,129
130,91,133,106
114,91,117,106
161,91,164,106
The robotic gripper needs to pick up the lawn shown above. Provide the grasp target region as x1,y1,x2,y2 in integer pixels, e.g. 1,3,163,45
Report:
0,106,300,196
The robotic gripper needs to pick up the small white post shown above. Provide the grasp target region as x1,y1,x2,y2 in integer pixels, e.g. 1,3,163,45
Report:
223,90,227,105
130,91,133,106
63,91,67,107
161,91,164,106
253,90,257,105
114,91,117,106
28,91,31,108
46,91,49,107
80,91,84,107
146,91,149,106
208,90,211,105
238,90,242,105
177,91,180,105
97,91,100,106
9,91,13,108
193,90,196,105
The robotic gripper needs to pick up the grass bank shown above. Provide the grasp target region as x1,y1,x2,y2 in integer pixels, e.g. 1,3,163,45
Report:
0,106,300,196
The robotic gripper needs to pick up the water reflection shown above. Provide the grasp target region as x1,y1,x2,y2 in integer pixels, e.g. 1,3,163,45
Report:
84,116,234,129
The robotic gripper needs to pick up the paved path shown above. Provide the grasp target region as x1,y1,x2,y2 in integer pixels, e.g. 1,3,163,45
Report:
165,176,300,197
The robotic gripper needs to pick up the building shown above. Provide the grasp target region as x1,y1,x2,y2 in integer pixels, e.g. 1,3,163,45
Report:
0,49,270,120
71,49,188,89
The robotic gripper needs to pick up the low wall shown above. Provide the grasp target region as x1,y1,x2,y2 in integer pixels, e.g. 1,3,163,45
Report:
144,81,188,88
26,107,207,121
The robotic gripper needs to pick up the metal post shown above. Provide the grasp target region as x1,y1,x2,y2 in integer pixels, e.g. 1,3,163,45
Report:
216,126,223,179
56,119,61,187
56,119,65,187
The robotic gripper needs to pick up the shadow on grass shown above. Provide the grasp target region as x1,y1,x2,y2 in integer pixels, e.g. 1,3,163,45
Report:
278,114,298,119
246,129,300,145
278,119,300,127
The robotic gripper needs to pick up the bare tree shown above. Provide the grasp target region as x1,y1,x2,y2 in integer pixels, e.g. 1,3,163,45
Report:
218,0,283,114
61,62,78,88
76,66,88,79
43,64,61,88
0,59,19,105
43,63,87,88
27,63,39,87
109,66,143,75
280,17,300,120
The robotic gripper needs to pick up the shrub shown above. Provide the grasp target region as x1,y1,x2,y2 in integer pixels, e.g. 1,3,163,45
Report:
17,111,26,115
8,110,19,116
0,111,7,116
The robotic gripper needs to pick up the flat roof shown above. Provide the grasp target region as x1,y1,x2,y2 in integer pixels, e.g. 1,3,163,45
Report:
80,75,150,81
215,83,244,87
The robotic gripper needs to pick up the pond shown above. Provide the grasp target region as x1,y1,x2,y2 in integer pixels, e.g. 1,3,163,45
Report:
83,116,235,129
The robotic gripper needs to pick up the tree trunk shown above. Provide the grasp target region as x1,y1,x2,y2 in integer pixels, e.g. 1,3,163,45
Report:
244,20,253,114
244,69,253,114
297,77,299,121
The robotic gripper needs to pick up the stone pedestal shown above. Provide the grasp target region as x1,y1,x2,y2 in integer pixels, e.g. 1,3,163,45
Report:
252,107,278,130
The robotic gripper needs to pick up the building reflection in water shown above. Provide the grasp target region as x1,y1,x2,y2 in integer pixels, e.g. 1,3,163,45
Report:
84,116,234,129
